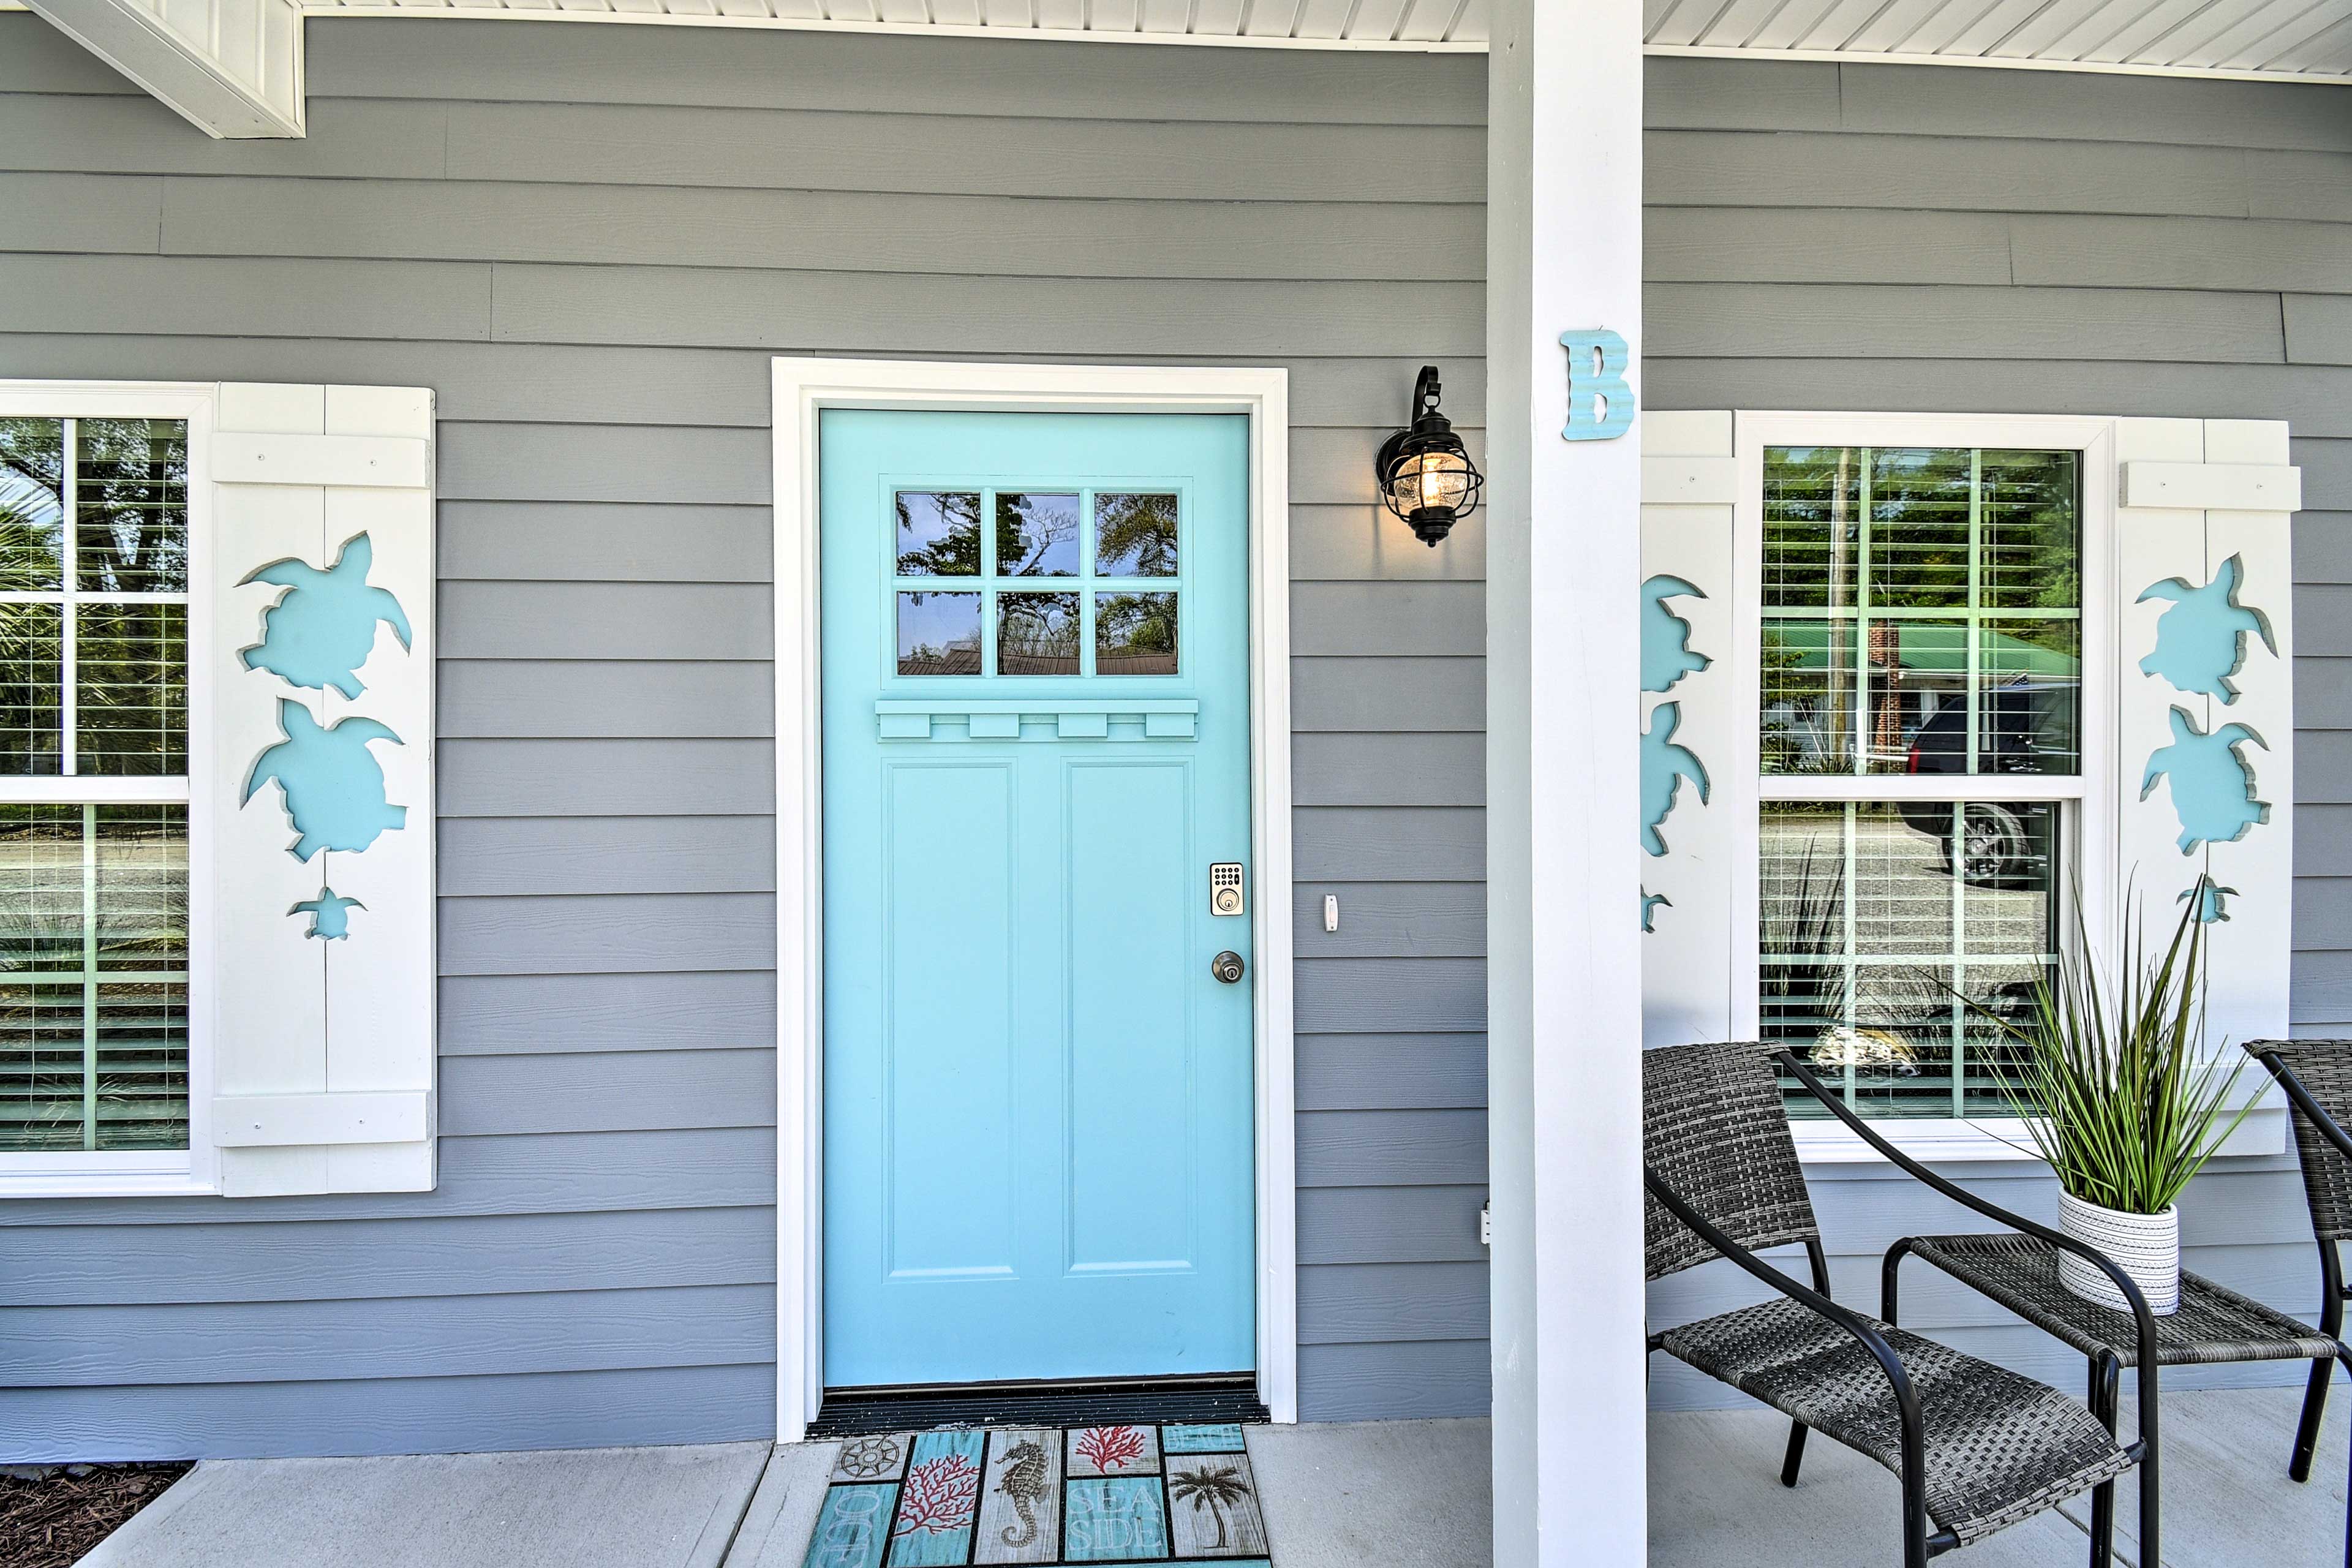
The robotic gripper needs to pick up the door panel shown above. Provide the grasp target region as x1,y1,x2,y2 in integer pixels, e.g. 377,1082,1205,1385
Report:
820,409,1254,1389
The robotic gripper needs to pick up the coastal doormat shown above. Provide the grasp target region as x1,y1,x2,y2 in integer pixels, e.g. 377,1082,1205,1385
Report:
801,1423,1270,1567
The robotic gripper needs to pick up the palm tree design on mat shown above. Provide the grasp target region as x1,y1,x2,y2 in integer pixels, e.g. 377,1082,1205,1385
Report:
1169,1464,1253,1550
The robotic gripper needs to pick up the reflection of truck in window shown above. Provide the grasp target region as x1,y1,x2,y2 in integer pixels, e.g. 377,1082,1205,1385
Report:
1899,677,2073,886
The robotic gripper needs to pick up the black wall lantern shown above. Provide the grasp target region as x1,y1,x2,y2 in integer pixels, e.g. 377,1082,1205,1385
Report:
1375,364,1482,548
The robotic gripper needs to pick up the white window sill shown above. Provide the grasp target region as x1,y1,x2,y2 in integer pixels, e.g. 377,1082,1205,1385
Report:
1793,1086,2288,1166
0,1156,213,1199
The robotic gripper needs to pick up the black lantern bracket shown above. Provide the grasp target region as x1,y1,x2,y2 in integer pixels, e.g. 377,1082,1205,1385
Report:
1374,364,1483,548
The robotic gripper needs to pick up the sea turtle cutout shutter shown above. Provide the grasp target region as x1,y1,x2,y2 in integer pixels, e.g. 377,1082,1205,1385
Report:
1638,575,1713,924
2137,554,2275,704
235,531,412,941
2133,552,2277,925
2139,707,2270,855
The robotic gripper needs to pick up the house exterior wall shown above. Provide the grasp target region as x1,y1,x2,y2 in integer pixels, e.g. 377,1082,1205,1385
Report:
1640,55,2352,1409
0,12,1490,1455
0,12,2346,1455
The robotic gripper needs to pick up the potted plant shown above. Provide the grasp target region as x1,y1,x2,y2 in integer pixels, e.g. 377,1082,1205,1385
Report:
1970,875,2253,1314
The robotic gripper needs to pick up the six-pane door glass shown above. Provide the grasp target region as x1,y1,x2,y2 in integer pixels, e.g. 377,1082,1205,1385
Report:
891,486,1182,679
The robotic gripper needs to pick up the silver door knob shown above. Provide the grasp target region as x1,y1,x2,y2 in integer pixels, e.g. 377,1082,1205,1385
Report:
1211,951,1246,984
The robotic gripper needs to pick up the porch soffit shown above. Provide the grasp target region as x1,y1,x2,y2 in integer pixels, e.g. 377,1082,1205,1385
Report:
13,0,2352,81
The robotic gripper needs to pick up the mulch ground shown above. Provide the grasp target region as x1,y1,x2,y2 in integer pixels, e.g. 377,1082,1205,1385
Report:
0,1462,192,1568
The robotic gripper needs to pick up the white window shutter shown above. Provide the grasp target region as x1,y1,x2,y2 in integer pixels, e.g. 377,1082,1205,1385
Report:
2114,418,2297,1047
1640,412,1738,1046
209,383,437,1196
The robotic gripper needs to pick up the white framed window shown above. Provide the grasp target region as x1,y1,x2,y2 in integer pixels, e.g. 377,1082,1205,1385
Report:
1641,411,2295,1164
1737,415,2118,1162
0,384,217,1197
0,378,440,1201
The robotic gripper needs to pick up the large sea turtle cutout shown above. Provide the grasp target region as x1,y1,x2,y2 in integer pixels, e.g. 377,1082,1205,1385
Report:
241,532,412,699
2139,706,2268,853
1640,575,1711,694
244,699,407,861
2137,554,2274,703
290,888,366,940
1640,702,1710,856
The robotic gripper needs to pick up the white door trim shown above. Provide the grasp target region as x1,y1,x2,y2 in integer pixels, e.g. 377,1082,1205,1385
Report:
771,357,1297,1442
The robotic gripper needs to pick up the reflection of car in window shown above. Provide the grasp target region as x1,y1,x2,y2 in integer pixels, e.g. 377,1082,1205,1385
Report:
1899,679,2069,885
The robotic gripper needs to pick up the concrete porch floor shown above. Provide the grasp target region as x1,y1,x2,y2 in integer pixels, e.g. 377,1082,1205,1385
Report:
74,1387,2349,1567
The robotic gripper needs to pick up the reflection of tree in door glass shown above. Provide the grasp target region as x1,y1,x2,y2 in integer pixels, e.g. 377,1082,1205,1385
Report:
995,493,1080,577
998,592,1080,675
894,491,981,578
1096,492,1178,577
1096,593,1178,676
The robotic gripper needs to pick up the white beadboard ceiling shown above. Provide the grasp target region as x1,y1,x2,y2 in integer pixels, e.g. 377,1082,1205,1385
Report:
299,0,2352,78
10,0,2350,79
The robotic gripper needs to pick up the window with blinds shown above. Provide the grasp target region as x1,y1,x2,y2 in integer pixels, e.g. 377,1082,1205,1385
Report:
0,417,191,1153
1757,446,2081,1120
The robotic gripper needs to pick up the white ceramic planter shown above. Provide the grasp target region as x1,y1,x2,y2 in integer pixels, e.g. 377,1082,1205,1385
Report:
2057,1190,2181,1315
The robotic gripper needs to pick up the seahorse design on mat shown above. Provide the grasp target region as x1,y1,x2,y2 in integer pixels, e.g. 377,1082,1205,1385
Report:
997,1438,1050,1548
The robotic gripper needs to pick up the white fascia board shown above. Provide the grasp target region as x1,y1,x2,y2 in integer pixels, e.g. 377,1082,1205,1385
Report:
28,0,305,138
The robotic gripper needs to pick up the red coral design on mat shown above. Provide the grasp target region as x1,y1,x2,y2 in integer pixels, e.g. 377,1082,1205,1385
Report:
891,1453,979,1537
1074,1425,1149,1474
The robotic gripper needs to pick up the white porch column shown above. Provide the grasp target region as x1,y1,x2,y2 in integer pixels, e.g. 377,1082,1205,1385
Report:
1486,1,1649,1565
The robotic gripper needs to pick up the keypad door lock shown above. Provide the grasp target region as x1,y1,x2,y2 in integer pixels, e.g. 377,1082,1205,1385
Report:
1210,862,1246,916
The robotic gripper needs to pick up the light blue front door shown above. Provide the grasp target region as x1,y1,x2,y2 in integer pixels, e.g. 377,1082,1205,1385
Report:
820,409,1255,1389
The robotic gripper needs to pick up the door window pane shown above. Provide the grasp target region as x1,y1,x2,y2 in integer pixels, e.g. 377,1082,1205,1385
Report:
998,592,1080,674
1095,592,1178,676
1762,447,2079,778
897,592,982,676
1096,493,1178,578
1763,799,2057,1121
995,492,1080,578
0,803,189,1152
895,491,982,578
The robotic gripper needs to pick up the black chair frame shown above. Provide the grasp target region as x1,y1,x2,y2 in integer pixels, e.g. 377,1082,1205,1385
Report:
1645,1047,2154,1567
2250,1046,2352,1499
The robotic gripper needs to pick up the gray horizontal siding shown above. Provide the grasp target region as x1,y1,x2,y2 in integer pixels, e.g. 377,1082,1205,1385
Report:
10,14,2345,1444
1646,55,2352,1411
2,1366,776,1463
0,12,1491,1449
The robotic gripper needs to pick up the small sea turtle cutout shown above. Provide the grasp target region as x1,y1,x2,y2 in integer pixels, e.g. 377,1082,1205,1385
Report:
244,699,407,861
241,532,412,699
2139,706,2268,853
1640,575,1711,695
2137,554,2274,703
290,888,365,940
1640,702,1711,857
2177,880,2238,925
1641,889,1672,933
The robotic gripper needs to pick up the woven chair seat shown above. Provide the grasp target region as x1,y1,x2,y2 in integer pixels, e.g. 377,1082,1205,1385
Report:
1905,1232,2341,1367
1659,1296,2135,1547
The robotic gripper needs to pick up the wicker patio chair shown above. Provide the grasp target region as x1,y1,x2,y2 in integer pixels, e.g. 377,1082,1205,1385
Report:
1645,1041,2146,1568
2247,1041,2352,1487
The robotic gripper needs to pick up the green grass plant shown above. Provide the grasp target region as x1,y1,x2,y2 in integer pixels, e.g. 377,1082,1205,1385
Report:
1969,876,2252,1216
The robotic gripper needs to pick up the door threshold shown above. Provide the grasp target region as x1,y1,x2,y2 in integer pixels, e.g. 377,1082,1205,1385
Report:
807,1374,1268,1438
